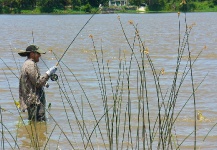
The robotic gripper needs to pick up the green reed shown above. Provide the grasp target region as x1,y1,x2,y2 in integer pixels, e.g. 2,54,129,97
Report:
84,12,207,149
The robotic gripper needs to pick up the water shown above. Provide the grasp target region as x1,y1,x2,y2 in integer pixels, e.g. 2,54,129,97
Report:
0,12,217,149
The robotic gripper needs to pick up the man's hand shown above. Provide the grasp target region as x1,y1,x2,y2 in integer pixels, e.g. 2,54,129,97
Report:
46,66,57,76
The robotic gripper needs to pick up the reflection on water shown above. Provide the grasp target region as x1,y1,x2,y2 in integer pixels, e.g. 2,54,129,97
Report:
0,13,217,149
16,118,47,149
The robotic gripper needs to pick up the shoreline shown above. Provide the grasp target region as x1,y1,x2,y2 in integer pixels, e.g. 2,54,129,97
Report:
1,6,217,15
1,10,217,15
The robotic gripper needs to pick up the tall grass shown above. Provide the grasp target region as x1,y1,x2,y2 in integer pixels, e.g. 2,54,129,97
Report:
0,12,216,150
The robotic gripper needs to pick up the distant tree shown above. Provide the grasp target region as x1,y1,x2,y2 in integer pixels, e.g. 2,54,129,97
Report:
81,2,91,12
37,0,70,12
147,0,166,11
88,0,99,7
129,0,145,6
98,0,108,7
80,0,86,5
72,0,80,10
38,0,56,12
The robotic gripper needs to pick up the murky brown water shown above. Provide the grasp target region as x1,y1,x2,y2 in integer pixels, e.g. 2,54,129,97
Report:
0,13,217,149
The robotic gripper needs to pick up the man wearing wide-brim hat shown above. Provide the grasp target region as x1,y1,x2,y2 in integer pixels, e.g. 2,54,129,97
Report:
18,45,57,121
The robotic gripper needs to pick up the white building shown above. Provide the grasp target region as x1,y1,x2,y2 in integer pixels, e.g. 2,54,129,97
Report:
109,0,128,6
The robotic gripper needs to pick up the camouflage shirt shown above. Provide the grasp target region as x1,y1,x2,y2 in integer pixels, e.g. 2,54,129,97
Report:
19,58,49,112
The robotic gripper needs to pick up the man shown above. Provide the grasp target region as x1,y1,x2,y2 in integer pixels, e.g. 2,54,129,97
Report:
18,45,57,121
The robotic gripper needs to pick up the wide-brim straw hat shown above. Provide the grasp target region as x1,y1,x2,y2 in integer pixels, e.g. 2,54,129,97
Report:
18,45,46,57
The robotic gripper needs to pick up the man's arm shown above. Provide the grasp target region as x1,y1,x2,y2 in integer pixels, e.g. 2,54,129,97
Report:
26,61,49,88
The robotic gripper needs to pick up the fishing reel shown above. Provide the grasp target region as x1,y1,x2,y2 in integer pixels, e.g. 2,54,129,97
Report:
50,74,58,81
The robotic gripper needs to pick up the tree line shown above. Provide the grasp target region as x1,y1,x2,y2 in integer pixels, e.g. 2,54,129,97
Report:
0,0,217,13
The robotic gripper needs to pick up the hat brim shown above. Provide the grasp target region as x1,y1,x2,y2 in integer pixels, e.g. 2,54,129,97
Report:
18,50,29,57
18,49,46,57
36,49,46,54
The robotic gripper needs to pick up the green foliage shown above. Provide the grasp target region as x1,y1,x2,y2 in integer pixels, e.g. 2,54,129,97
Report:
90,7,98,13
180,1,217,11
0,6,10,13
148,0,166,11
164,2,178,11
72,0,81,8
119,6,126,12
89,0,99,7
129,0,143,6
74,5,81,11
38,0,71,13
80,3,92,12
179,2,196,12
0,0,217,13
213,0,217,5
0,1,3,13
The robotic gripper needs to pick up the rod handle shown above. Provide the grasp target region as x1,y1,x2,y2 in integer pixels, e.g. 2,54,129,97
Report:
56,62,59,66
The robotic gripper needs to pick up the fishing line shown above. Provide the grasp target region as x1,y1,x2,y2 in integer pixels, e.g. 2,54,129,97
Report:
0,57,19,79
56,15,94,66
51,7,102,81
56,8,101,65
10,43,20,75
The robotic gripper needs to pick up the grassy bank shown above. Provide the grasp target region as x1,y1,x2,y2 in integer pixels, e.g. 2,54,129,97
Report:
0,7,87,14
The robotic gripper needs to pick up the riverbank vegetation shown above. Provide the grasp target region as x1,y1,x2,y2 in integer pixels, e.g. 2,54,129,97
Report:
0,0,217,14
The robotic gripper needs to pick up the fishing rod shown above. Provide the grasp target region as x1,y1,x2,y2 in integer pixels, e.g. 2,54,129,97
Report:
50,7,102,81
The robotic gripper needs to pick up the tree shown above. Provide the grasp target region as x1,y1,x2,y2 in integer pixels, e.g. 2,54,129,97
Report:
147,0,166,11
88,0,99,7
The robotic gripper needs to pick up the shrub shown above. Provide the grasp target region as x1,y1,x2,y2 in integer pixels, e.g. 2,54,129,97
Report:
81,3,91,13
1,6,11,14
90,7,98,13
179,2,196,12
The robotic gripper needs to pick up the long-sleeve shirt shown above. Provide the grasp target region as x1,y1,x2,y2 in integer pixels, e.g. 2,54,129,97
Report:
19,58,49,112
